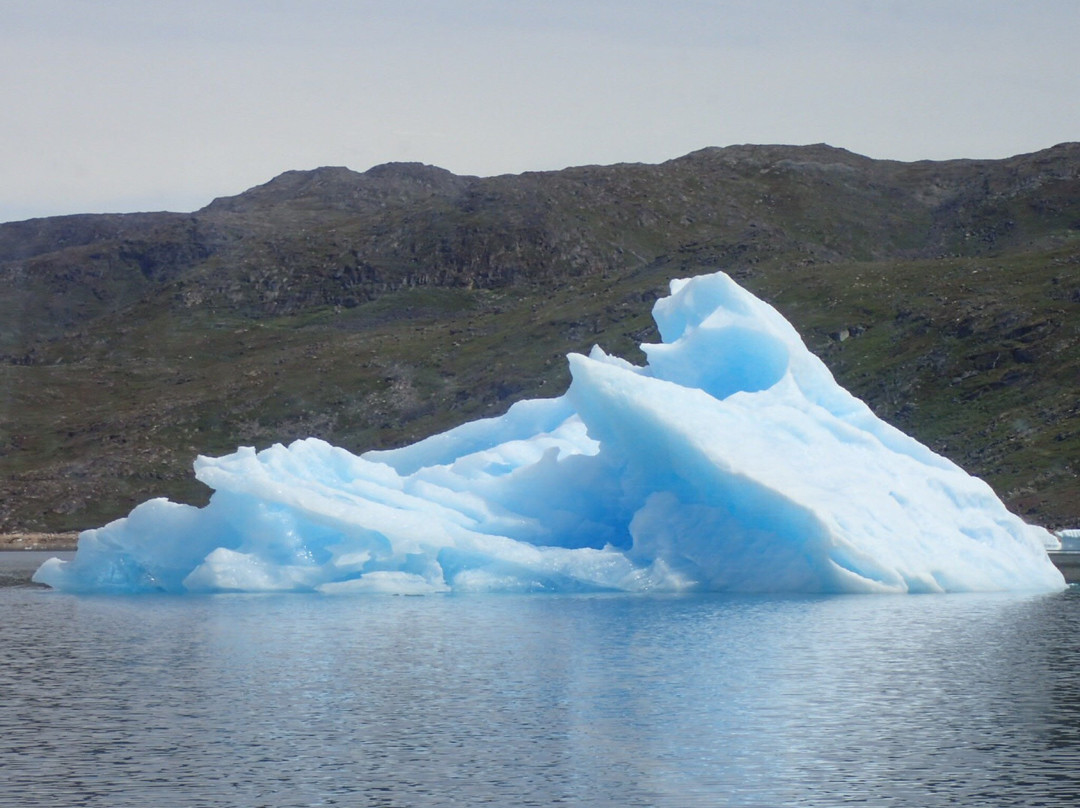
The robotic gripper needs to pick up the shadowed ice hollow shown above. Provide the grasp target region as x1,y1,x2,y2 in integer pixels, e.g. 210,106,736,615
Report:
35,272,1065,594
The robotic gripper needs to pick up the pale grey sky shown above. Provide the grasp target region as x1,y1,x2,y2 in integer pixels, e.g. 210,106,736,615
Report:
2,0,1078,222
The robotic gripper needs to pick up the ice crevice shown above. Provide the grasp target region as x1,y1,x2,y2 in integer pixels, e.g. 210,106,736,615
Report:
34,271,1065,594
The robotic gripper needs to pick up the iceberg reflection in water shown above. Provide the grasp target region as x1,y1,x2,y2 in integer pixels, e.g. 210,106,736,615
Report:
35,272,1063,594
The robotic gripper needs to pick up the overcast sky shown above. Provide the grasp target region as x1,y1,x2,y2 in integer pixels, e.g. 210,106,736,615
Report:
2,0,1078,222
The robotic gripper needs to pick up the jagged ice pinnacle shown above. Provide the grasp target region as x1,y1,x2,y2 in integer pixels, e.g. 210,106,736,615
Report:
34,272,1065,594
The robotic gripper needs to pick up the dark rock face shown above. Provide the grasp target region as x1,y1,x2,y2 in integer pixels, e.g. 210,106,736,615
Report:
7,143,1080,327
2,143,1080,531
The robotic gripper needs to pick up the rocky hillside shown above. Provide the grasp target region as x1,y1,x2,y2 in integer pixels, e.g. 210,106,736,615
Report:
2,143,1079,532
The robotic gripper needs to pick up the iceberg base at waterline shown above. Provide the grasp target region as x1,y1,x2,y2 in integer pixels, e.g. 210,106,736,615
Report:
35,271,1065,595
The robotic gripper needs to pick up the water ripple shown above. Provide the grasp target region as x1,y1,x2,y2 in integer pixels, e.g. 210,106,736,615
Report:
3,559,1080,807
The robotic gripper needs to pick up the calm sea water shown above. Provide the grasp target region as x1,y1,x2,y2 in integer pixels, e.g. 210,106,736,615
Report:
2,550,1079,807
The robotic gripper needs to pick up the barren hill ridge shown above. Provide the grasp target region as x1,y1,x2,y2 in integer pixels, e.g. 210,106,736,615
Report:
2,143,1079,531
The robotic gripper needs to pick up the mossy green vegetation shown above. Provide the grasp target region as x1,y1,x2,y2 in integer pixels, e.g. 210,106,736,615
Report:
2,144,1078,531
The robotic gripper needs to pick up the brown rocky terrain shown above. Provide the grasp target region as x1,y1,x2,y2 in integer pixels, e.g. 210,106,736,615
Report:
2,143,1078,532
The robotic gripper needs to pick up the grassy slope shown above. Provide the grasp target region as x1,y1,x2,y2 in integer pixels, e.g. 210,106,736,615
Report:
3,238,1078,532
3,145,1079,532
0,271,656,531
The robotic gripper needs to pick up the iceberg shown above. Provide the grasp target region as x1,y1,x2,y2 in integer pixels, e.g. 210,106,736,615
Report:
1056,528,1080,550
34,271,1065,594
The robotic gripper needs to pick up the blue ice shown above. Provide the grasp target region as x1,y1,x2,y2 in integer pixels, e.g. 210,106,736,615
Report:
34,272,1065,594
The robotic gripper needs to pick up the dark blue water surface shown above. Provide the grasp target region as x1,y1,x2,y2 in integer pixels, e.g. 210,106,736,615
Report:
3,551,1080,807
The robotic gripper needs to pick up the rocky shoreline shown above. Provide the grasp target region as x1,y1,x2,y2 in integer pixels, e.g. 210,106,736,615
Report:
0,532,80,551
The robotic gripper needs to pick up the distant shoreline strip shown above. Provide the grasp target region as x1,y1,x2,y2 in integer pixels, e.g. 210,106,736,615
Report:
0,533,80,551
